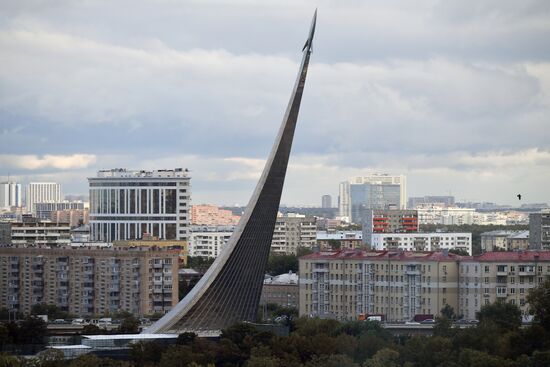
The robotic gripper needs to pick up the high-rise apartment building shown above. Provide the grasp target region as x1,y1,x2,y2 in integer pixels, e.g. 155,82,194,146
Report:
408,196,455,208
0,245,179,316
35,201,85,220
271,215,317,255
363,209,418,245
321,195,332,208
191,204,240,226
26,182,61,214
339,174,406,224
88,168,190,242
529,211,550,250
0,182,22,209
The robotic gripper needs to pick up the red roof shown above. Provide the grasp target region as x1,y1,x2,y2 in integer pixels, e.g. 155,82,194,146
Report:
300,249,463,262
467,251,550,262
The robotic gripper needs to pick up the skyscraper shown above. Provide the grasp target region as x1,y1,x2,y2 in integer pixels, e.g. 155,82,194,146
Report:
88,168,190,242
26,182,61,214
321,194,332,208
0,182,22,209
339,174,406,224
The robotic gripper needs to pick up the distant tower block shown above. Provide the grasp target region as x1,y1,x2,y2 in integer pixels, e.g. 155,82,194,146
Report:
144,11,317,334
322,195,332,208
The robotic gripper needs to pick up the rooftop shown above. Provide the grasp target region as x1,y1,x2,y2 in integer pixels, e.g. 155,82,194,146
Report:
264,272,299,285
93,168,189,179
300,249,463,262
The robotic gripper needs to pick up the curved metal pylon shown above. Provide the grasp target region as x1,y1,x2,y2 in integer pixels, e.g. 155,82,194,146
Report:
145,11,316,334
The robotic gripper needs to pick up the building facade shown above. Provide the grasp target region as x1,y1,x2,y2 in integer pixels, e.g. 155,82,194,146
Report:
529,211,550,250
300,250,550,322
481,230,529,252
0,245,179,316
260,272,299,309
316,231,363,250
35,201,85,220
299,250,461,321
363,209,418,246
10,219,71,247
408,196,455,208
416,206,475,225
89,168,190,242
191,204,240,226
26,182,61,214
188,225,234,258
0,182,22,209
370,232,472,255
51,209,89,227
321,195,332,209
114,238,188,265
271,215,317,255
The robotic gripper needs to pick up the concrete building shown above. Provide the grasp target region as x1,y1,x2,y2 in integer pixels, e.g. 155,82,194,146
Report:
0,182,22,209
299,250,461,321
89,168,190,242
416,206,475,225
459,251,550,320
363,209,418,246
0,222,11,245
339,175,407,224
321,195,332,209
114,237,188,265
338,182,351,221
408,196,455,208
316,231,363,250
529,211,550,250
481,230,530,252
10,218,71,247
188,225,234,258
0,245,179,316
260,272,299,309
51,209,89,227
370,233,472,255
26,182,61,214
35,201,85,220
271,215,316,255
191,204,240,226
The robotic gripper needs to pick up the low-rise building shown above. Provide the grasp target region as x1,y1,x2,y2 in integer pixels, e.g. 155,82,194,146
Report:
260,272,299,309
188,225,234,258
0,245,179,316
271,215,316,255
370,232,472,255
316,231,363,250
10,218,71,247
481,230,529,252
299,250,461,322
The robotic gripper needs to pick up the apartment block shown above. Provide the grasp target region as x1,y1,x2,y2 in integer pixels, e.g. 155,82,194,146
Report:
271,215,316,255
363,209,418,246
0,182,22,209
0,245,179,316
188,225,234,258
26,183,61,214
529,211,550,250
370,232,472,255
299,250,461,322
35,201,85,220
481,230,529,252
10,218,71,247
459,252,550,320
260,272,299,309
316,231,363,250
191,204,240,226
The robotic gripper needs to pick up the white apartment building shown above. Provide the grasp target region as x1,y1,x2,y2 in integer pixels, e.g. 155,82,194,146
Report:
189,225,234,258
26,182,61,214
416,206,475,225
88,168,190,242
0,182,22,209
271,215,316,255
10,219,71,247
370,232,472,255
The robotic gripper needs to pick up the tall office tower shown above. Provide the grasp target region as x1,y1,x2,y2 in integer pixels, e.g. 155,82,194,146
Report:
338,181,350,219
340,174,406,224
89,168,190,242
529,210,550,250
26,182,61,214
321,194,332,208
0,182,22,209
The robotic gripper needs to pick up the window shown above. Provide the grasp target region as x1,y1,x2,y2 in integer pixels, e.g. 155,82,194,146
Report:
484,265,490,273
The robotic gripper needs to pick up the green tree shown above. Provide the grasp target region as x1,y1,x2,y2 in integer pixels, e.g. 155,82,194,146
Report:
17,316,47,344
328,239,341,250
304,354,358,367
35,349,65,367
440,304,456,320
0,324,9,348
0,353,21,367
433,316,453,337
118,315,140,334
448,248,469,256
477,301,522,331
30,303,69,320
130,341,167,367
364,348,400,367
266,254,298,275
526,279,550,329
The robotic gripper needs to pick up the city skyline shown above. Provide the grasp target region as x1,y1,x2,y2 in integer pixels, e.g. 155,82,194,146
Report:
1,1,549,206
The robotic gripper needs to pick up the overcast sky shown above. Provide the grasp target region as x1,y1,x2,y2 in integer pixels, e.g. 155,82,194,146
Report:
1,0,549,206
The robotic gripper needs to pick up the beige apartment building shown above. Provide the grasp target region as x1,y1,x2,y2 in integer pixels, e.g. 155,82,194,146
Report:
191,204,241,226
271,215,317,255
300,250,550,322
459,252,550,320
299,250,460,322
0,245,179,316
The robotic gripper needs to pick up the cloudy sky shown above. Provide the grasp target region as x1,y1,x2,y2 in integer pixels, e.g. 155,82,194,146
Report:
1,0,549,206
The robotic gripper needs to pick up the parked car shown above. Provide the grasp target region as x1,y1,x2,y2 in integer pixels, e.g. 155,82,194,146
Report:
420,319,435,324
52,319,66,324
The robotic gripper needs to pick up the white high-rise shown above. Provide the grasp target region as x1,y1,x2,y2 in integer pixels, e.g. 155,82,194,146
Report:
89,168,191,242
26,182,61,214
0,182,22,209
